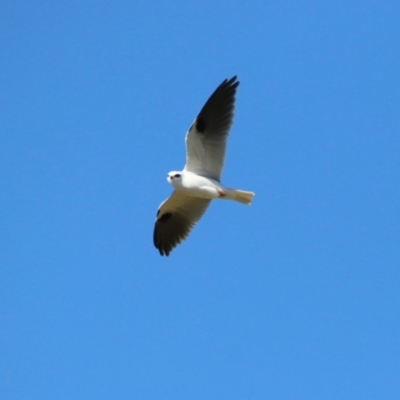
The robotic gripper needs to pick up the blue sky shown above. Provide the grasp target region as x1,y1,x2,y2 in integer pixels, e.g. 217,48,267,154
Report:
1,1,399,398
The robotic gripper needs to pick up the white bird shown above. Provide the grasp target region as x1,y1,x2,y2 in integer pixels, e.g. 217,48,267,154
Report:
154,76,255,256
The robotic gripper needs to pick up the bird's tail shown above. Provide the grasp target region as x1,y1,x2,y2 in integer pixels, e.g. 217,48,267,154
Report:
226,188,255,205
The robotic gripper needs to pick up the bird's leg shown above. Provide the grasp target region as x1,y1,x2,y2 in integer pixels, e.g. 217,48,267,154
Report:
217,188,226,197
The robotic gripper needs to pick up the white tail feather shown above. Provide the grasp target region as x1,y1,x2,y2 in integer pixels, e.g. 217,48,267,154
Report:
226,188,255,205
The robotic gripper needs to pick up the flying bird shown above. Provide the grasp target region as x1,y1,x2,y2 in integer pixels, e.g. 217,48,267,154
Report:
154,76,255,256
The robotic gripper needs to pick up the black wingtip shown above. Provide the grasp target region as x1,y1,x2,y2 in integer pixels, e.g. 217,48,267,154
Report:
228,75,238,83
218,75,240,95
220,75,239,89
193,76,239,133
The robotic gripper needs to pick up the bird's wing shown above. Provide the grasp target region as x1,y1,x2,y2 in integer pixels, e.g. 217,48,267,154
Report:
153,191,211,256
184,76,239,181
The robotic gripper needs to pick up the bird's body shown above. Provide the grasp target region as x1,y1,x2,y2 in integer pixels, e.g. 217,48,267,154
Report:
154,76,255,256
168,171,224,200
168,170,254,203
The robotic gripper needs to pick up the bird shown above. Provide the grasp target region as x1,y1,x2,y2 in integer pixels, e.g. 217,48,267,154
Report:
153,76,255,256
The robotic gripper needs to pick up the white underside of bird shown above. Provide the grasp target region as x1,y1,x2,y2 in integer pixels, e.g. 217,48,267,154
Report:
167,170,254,204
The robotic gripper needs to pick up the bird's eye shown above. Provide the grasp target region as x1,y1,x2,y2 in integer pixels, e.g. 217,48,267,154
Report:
174,174,181,178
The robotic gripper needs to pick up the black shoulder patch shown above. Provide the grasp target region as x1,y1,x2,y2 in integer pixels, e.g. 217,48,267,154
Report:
196,116,206,133
158,212,172,223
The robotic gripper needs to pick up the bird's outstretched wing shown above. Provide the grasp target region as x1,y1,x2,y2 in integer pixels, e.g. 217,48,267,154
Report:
184,76,239,181
154,191,211,256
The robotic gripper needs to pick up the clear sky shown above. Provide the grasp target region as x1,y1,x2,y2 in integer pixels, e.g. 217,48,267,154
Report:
1,1,399,399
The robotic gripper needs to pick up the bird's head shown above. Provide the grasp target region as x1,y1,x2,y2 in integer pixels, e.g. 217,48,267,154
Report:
167,171,183,188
